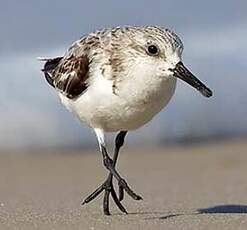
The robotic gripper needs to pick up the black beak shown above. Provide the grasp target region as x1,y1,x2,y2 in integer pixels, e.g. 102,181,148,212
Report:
170,62,213,98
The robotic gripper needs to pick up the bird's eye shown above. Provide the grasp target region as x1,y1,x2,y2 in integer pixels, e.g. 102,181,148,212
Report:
147,45,159,56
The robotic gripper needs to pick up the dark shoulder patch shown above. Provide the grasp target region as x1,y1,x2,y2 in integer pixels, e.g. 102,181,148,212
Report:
54,55,90,99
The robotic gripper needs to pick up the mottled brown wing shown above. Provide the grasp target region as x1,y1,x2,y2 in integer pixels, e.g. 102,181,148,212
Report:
52,55,90,99
42,57,63,87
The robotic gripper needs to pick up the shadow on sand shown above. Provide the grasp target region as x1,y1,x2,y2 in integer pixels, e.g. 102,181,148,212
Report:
197,205,247,214
141,205,247,220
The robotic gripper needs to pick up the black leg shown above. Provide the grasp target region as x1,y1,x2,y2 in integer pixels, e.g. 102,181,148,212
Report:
112,131,128,201
102,147,141,195
82,131,142,215
102,131,128,214
113,131,128,168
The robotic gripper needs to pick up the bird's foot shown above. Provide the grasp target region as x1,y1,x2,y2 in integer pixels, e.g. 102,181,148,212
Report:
81,173,142,215
103,155,143,202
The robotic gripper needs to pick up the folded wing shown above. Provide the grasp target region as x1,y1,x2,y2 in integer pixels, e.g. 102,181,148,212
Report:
41,55,89,99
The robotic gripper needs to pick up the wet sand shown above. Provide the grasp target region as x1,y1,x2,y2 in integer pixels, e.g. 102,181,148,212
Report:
0,140,247,230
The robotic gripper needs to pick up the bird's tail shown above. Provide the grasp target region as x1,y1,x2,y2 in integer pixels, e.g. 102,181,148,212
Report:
38,57,63,87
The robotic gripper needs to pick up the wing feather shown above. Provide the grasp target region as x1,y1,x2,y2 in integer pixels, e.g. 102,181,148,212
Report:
42,54,90,99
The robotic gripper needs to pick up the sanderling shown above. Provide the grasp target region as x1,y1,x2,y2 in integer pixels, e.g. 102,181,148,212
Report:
40,26,213,215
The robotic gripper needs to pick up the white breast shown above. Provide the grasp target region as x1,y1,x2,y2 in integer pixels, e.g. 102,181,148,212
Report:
59,66,177,132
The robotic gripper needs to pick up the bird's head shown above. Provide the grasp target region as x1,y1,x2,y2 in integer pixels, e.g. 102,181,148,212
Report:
123,26,213,98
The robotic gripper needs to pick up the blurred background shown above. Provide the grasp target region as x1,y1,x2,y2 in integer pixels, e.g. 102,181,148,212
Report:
1,0,246,151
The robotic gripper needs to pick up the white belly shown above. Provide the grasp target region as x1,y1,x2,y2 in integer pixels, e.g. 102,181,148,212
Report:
59,76,177,132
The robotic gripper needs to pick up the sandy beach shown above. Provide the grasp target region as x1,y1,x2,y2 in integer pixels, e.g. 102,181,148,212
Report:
0,140,247,230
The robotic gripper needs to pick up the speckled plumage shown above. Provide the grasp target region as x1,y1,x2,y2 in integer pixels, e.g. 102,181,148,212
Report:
44,26,183,97
42,25,186,132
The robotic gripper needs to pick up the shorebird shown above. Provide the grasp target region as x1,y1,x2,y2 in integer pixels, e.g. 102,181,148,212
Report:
40,26,213,215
